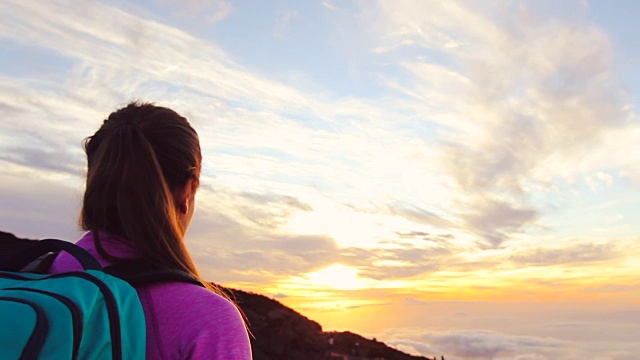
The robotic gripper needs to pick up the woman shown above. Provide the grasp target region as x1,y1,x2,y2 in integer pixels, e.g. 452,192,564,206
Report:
50,102,252,359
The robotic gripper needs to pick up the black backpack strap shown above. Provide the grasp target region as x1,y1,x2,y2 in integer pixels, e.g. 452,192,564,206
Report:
20,252,58,274
105,260,204,288
1,239,102,272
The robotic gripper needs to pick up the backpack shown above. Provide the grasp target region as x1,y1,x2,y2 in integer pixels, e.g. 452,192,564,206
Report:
0,238,203,360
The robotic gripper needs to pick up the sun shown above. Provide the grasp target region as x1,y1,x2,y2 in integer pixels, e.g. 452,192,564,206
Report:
303,264,372,291
285,203,400,249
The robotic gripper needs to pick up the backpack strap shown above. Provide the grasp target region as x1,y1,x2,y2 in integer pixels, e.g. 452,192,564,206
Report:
105,260,205,288
1,236,204,288
20,252,58,274
2,238,102,272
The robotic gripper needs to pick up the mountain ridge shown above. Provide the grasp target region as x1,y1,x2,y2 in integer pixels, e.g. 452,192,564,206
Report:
226,286,432,360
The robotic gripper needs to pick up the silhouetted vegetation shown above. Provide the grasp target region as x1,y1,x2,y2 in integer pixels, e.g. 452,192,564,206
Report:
225,288,433,359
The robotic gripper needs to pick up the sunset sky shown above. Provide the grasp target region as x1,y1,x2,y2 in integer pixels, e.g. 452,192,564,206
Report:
1,1,640,358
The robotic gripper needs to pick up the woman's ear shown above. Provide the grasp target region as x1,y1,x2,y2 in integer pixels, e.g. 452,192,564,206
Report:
179,198,189,215
175,178,194,215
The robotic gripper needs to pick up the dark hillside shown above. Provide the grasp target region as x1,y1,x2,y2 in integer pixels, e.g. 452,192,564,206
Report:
0,231,38,265
226,288,431,360
227,288,326,359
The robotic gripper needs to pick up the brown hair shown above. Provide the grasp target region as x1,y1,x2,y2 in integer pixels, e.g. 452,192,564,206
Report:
81,102,220,294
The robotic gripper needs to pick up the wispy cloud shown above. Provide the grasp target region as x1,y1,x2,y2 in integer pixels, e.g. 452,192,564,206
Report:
384,327,640,360
510,242,621,266
273,10,301,40
358,0,639,246
156,0,232,24
0,161,84,240
398,330,568,359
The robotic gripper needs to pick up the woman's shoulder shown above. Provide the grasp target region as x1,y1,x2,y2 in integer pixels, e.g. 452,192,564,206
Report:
141,281,240,317
140,282,251,359
139,281,247,337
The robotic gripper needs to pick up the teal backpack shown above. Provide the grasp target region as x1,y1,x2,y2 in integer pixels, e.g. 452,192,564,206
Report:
0,238,202,360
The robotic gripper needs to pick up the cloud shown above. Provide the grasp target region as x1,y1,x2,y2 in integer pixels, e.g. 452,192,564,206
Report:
0,161,85,241
339,240,452,280
357,0,638,246
383,328,640,360
582,283,640,294
273,10,301,39
186,185,458,284
422,330,565,359
232,191,313,229
239,192,313,211
185,185,457,284
387,202,452,228
395,231,454,247
0,130,84,176
461,198,539,247
322,2,340,12
0,74,102,173
183,186,340,283
0,1,366,199
510,242,621,266
0,0,314,113
585,171,614,190
156,0,232,24
192,226,339,284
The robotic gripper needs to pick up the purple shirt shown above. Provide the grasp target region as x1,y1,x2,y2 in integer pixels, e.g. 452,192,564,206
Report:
50,233,252,360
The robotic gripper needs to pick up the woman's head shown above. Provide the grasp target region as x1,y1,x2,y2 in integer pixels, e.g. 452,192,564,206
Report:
81,102,201,273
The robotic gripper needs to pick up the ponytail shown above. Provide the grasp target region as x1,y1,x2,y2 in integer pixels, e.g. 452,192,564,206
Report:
81,103,221,295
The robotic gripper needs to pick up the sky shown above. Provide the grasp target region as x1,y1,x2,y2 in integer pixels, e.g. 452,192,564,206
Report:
1,0,639,358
